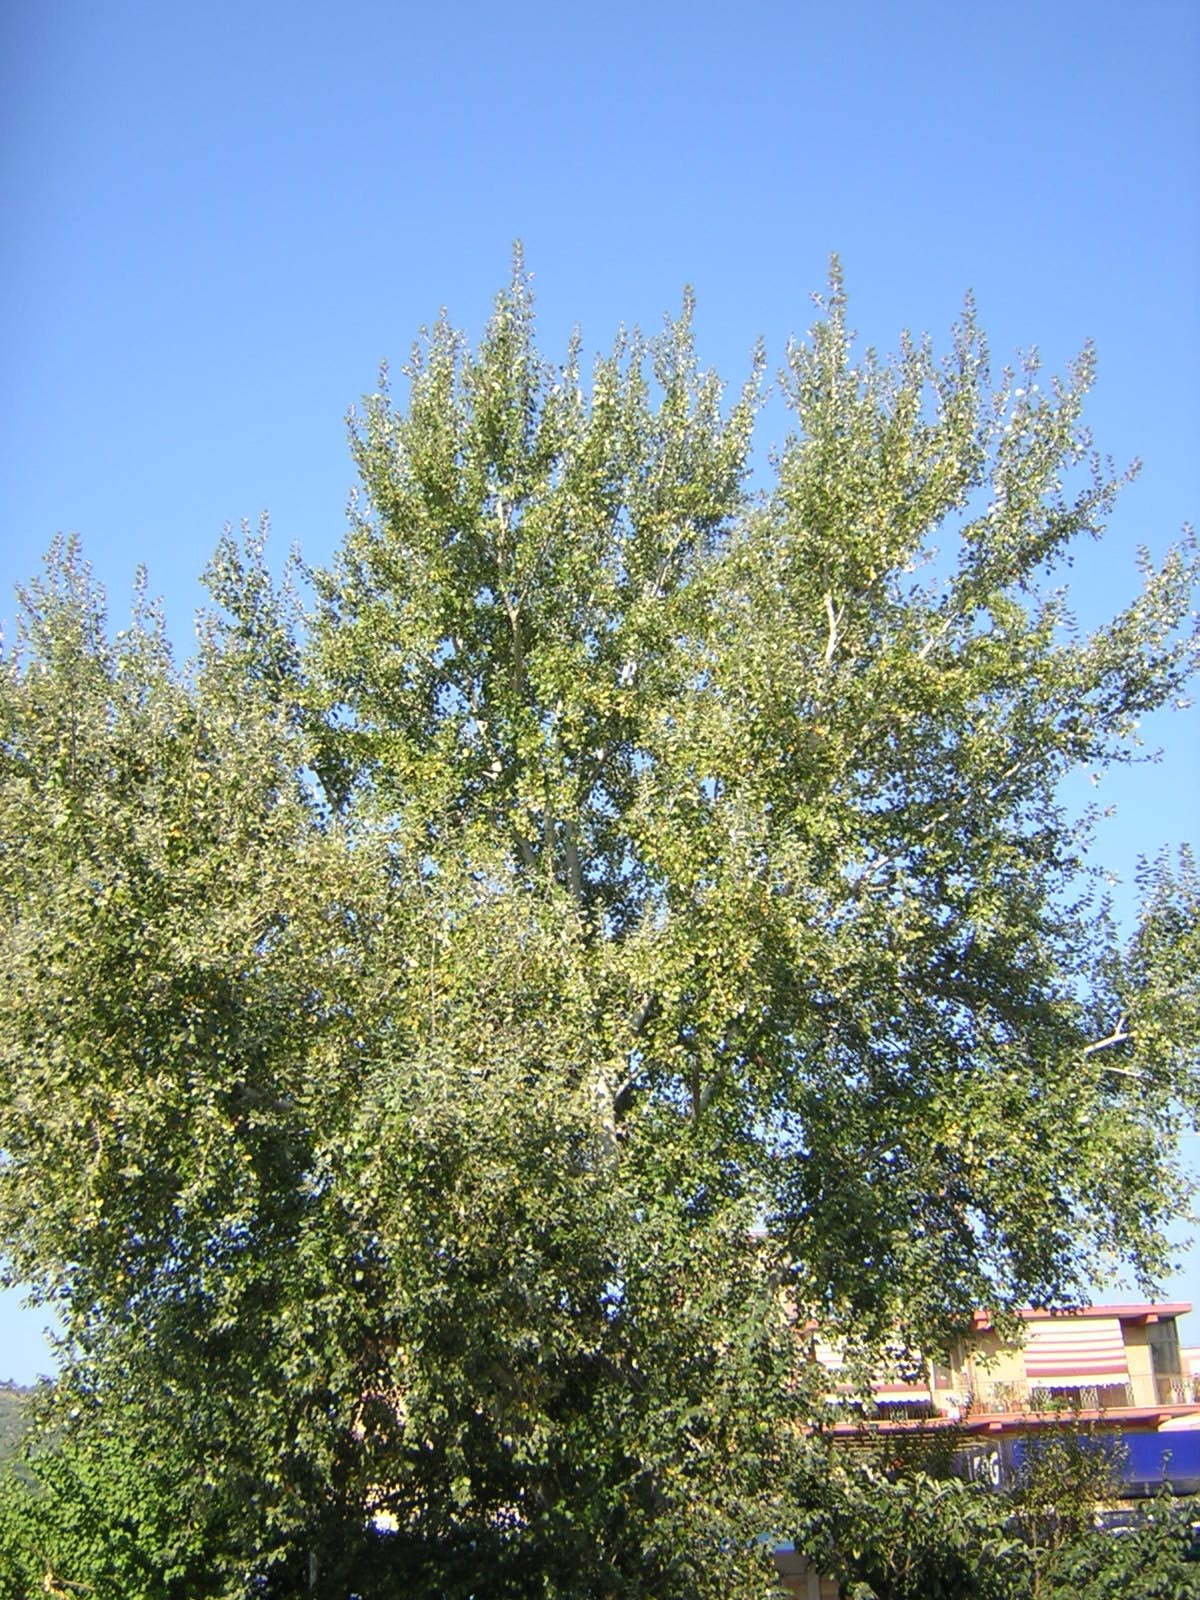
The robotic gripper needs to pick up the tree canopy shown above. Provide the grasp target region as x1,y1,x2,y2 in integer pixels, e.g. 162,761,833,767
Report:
0,256,1197,1596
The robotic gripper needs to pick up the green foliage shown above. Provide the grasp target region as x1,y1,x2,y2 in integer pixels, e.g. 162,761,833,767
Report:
1040,1490,1200,1600
1010,1420,1126,1574
0,1422,214,1600
0,256,1197,1594
789,1437,1199,1600
791,1447,1026,1599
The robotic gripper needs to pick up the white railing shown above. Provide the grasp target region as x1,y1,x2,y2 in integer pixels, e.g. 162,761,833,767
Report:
968,1379,1138,1415
1154,1373,1199,1405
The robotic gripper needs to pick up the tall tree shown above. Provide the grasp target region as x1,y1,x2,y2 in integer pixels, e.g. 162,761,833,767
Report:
0,257,1196,1596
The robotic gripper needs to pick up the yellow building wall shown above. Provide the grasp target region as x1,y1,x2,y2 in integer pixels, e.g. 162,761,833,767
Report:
965,1326,1026,1400
1123,1323,1154,1400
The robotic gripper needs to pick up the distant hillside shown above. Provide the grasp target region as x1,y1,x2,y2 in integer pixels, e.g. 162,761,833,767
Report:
0,1384,31,1469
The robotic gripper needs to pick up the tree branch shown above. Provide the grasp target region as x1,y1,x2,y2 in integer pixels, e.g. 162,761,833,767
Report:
562,818,585,910
1082,1018,1132,1058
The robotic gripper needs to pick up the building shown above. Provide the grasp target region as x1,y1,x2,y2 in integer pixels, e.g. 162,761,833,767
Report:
813,1300,1196,1435
773,1302,1200,1596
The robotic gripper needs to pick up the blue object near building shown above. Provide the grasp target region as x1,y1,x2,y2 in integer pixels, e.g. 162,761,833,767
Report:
956,1430,1200,1497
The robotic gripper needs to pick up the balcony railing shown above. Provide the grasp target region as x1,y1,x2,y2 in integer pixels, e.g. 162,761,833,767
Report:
1154,1373,1199,1405
977,1380,1134,1415
966,1374,1199,1415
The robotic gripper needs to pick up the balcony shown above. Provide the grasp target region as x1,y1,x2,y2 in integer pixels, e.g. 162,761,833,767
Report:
1154,1373,1199,1406
969,1379,1131,1415
965,1373,1198,1416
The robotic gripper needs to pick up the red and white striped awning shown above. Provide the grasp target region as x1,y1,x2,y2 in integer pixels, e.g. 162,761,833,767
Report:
812,1339,930,1402
1023,1317,1129,1385
873,1379,933,1403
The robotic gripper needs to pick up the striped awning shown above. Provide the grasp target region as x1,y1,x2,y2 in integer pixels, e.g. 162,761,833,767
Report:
812,1339,930,1402
873,1379,933,1403
1023,1317,1129,1385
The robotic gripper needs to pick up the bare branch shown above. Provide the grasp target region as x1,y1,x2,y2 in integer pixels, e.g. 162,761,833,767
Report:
1082,1018,1132,1058
562,818,585,909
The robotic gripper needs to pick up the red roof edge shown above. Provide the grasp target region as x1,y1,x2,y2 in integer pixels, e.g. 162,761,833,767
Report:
970,1302,1191,1331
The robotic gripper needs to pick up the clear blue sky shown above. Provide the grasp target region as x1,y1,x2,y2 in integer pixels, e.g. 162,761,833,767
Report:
1,0,1197,1382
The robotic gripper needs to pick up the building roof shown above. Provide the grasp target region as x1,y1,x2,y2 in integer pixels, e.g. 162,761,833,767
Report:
970,1302,1191,1330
